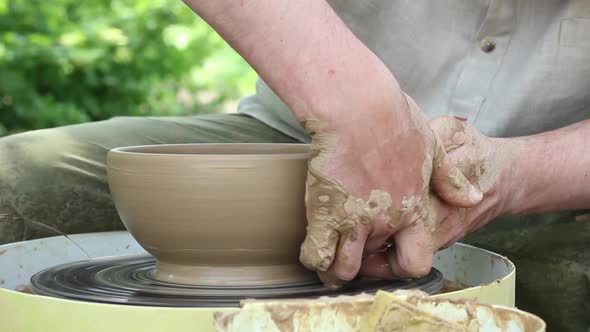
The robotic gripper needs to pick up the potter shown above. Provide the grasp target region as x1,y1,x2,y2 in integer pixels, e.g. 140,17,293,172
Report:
1,0,590,330
176,3,590,329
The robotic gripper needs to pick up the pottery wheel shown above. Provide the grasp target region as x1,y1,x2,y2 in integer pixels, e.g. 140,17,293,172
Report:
31,255,443,307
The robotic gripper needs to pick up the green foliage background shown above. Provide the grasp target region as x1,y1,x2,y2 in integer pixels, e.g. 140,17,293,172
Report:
0,0,257,135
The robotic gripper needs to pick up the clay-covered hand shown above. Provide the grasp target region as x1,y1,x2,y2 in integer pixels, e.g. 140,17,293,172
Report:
359,116,517,279
429,116,517,250
298,90,484,287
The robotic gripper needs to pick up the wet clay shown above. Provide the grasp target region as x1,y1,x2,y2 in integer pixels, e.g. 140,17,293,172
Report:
213,290,546,332
435,117,510,194
366,291,468,332
385,291,546,332
107,143,316,286
300,170,403,271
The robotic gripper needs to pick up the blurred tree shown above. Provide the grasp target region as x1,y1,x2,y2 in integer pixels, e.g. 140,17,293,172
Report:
0,0,257,135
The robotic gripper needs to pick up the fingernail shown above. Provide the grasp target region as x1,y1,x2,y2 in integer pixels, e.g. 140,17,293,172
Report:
469,184,483,203
454,116,468,122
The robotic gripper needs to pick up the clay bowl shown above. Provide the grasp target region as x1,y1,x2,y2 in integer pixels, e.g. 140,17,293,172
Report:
106,143,314,286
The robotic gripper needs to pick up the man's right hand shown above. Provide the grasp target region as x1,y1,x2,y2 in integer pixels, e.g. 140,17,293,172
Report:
298,88,484,288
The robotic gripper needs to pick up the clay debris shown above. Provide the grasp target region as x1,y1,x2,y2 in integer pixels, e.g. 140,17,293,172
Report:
213,290,545,332
214,294,373,332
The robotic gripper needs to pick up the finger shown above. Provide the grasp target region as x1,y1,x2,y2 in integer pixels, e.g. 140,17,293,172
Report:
438,206,485,249
387,221,434,278
431,209,464,250
363,232,393,256
299,221,339,272
431,147,482,207
465,198,499,234
439,240,456,250
363,218,399,255
318,224,370,287
429,115,468,152
359,251,396,279
429,116,482,207
431,115,486,192
440,227,470,250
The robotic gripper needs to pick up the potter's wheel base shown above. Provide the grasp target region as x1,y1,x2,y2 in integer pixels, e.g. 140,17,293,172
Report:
30,255,443,307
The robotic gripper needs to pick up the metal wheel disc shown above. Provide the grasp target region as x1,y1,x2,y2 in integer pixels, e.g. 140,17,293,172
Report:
31,255,443,307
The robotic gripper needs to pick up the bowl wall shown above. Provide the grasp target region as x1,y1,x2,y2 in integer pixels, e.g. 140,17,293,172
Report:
107,144,310,271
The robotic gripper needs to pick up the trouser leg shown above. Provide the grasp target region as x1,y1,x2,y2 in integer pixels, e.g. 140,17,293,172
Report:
0,113,300,245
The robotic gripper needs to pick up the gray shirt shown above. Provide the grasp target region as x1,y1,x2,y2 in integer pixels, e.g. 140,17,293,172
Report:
238,0,590,142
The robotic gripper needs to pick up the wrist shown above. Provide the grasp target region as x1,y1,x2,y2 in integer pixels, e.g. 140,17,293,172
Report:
494,136,541,216
484,120,590,217
303,62,406,132
481,137,526,217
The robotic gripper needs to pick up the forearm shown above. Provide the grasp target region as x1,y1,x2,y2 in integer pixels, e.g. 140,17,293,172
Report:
181,1,403,128
503,119,590,215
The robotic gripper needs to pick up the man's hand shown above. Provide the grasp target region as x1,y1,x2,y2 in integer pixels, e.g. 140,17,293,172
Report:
358,116,519,279
299,97,484,287
429,116,517,249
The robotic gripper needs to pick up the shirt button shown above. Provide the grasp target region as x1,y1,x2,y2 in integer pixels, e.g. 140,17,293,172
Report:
480,37,496,53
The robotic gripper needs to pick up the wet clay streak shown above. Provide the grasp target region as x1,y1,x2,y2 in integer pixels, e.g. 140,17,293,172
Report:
301,169,400,271
438,117,512,194
107,144,315,286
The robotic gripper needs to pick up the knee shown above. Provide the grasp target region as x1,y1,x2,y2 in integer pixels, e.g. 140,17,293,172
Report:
0,128,76,173
0,133,33,244
0,130,64,242
0,129,82,242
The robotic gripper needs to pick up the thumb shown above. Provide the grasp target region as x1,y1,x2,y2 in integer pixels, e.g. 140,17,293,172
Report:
299,220,339,272
299,172,344,272
432,150,482,207
430,125,483,208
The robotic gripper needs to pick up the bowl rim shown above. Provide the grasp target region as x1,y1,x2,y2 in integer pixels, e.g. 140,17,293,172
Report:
108,143,311,159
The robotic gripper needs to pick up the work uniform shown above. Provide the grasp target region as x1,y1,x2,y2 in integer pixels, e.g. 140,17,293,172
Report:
0,1,588,330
